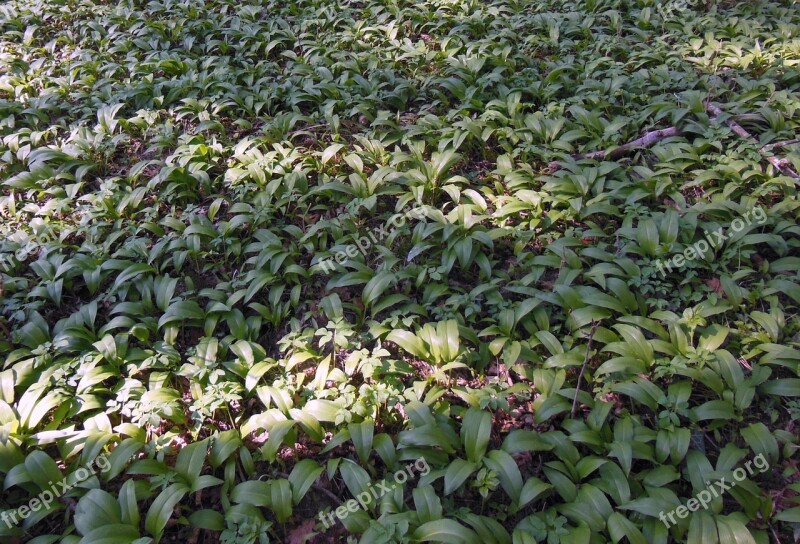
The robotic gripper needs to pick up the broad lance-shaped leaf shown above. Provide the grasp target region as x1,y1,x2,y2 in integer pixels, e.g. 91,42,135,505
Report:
289,459,324,505
484,450,523,503
362,271,395,308
77,524,141,544
339,459,372,498
321,143,345,164
691,400,736,421
759,378,800,397
413,485,443,524
740,423,779,464
502,430,553,453
209,429,242,469
687,513,719,544
444,458,478,495
269,479,293,523
158,300,205,327
231,480,271,507
386,329,428,360
518,477,551,509
74,489,121,536
174,438,209,485
24,450,63,490
412,519,480,544
145,483,188,542
716,516,757,544
114,263,155,288
118,479,140,527
302,399,340,423
462,408,491,463
349,420,374,464
398,424,457,453
607,512,647,544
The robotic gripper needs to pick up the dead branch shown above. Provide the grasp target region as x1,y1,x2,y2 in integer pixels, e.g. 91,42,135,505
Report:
706,103,800,180
546,106,798,178
547,126,682,170
761,138,800,152
571,320,599,418
577,126,683,161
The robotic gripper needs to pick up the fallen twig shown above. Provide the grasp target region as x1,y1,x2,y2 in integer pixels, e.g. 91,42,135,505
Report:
761,138,800,152
571,320,599,418
546,126,682,170
706,103,800,180
546,106,798,177
577,126,683,161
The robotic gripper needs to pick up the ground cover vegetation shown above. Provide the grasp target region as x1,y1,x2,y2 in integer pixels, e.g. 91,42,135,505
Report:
1,0,799,542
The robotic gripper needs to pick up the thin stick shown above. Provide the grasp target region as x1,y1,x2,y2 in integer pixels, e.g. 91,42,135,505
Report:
571,320,599,418
288,123,328,137
706,103,800,180
769,524,782,544
546,107,798,176
576,126,683,161
548,126,682,170
761,138,800,152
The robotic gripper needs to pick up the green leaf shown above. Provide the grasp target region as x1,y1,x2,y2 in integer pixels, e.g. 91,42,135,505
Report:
114,263,155,288
24,451,63,491
118,480,140,527
607,512,647,544
363,271,394,308
413,485,443,524
74,490,121,536
77,525,140,544
231,480,271,507
444,458,477,496
303,400,340,423
339,459,371,498
103,438,144,481
188,509,225,531
715,516,756,544
158,300,205,328
740,423,779,464
349,420,374,465
462,408,491,463
412,519,481,544
386,329,427,360
288,459,324,505
502,430,553,454
260,420,295,461
174,438,208,485
321,143,345,164
759,379,800,397
483,450,523,503
518,477,551,509
209,430,242,469
687,512,719,544
774,506,800,523
692,400,736,421
144,483,188,542
269,479,293,523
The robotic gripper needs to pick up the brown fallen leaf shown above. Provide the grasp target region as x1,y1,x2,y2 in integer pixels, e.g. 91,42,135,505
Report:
287,518,317,544
707,277,724,295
